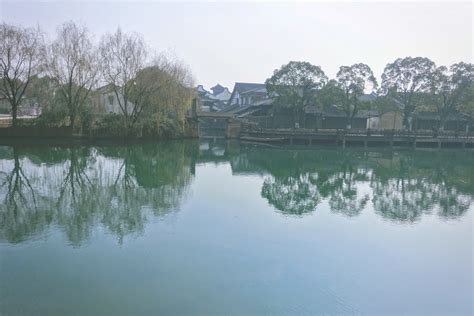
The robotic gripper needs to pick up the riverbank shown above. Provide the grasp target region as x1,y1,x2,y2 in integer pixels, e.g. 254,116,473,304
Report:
0,121,199,145
3,123,474,150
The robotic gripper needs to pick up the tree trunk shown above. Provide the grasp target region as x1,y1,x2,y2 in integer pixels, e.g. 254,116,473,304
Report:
69,113,76,131
11,102,18,127
439,116,446,131
346,115,352,130
403,110,410,130
294,110,300,129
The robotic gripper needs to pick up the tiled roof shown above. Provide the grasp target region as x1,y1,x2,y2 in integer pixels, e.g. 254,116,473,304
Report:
228,82,267,105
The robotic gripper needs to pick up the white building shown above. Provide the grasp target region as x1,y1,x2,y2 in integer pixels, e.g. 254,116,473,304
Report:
92,84,134,115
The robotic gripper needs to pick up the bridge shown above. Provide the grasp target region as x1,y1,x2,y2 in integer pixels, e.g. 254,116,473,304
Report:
194,111,241,139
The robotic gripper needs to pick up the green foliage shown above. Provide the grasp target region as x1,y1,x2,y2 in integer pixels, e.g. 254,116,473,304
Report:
78,105,93,132
316,79,345,109
381,57,436,128
265,61,327,115
366,96,400,114
93,114,130,137
427,62,474,122
35,103,69,127
91,112,187,139
26,76,70,127
335,63,378,127
458,83,474,118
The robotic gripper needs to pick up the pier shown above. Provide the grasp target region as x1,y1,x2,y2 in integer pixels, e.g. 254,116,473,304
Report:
240,127,474,149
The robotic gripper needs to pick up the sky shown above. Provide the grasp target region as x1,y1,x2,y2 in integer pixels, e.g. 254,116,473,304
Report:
1,1,472,91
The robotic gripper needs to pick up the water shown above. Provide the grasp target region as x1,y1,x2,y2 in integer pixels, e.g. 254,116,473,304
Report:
0,140,472,315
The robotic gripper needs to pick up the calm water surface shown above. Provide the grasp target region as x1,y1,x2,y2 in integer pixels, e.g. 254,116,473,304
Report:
0,141,473,315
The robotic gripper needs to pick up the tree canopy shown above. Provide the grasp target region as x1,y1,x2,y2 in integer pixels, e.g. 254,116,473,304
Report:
380,57,436,129
426,62,474,128
0,23,43,126
265,61,327,117
334,63,378,127
43,21,99,129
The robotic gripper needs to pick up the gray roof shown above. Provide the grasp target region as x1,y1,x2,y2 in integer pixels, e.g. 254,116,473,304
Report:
358,92,378,102
233,82,266,92
210,84,227,95
253,98,273,106
240,86,267,95
228,82,266,104
219,104,241,113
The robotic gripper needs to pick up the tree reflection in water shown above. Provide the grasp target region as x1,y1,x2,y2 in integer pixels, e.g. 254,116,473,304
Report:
0,141,472,244
370,153,472,222
0,147,47,243
0,142,196,245
251,147,473,221
262,174,320,216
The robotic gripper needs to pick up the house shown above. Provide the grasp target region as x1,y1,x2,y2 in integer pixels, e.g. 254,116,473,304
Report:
195,85,216,112
218,82,273,117
413,111,470,131
196,84,231,112
228,82,268,106
212,85,231,103
358,92,378,102
304,105,374,129
210,84,226,96
376,110,404,130
91,84,134,115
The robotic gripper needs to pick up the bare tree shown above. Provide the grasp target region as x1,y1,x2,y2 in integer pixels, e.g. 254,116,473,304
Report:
99,28,148,126
0,23,43,126
43,21,98,130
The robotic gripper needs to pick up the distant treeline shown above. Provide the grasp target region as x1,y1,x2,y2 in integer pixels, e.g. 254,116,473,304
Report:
0,21,195,138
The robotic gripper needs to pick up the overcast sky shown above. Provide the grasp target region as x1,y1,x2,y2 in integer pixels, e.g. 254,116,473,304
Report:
1,1,472,90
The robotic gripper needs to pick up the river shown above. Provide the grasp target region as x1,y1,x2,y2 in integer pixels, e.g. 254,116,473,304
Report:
0,140,472,315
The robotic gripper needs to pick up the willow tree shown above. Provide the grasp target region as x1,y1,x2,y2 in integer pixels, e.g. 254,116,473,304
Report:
0,23,43,126
137,56,195,134
43,21,99,130
265,61,327,126
381,57,436,130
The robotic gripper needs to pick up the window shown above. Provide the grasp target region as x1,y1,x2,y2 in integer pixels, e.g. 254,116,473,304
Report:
108,95,114,105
